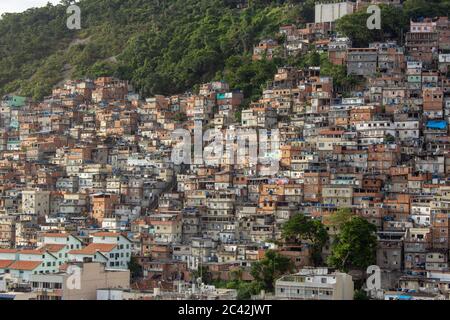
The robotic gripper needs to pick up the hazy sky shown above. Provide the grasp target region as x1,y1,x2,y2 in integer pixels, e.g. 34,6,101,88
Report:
0,0,61,15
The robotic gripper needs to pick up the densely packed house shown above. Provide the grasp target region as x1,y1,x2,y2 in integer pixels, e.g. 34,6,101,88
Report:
0,3,450,300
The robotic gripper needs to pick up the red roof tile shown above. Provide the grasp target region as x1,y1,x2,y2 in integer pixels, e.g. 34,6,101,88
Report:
42,233,71,238
41,244,66,253
69,243,116,255
19,249,46,255
0,260,14,268
9,260,42,271
0,249,18,254
92,232,120,237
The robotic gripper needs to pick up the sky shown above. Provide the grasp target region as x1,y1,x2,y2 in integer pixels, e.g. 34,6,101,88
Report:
0,0,61,15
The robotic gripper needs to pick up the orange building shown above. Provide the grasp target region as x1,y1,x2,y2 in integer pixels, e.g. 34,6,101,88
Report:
91,194,119,224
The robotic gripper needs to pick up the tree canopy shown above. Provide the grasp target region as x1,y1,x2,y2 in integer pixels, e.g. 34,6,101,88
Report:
282,213,328,265
0,0,313,101
336,1,450,48
328,207,354,229
250,249,293,292
327,216,378,272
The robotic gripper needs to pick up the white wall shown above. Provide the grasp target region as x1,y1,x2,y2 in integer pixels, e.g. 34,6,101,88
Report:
315,2,354,23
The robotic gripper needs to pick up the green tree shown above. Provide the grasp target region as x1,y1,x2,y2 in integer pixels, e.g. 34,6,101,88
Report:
221,55,284,104
282,213,329,266
319,54,362,93
192,265,213,285
174,113,187,123
403,0,450,20
328,207,354,229
354,289,370,300
127,256,143,280
296,0,315,24
1,0,448,100
386,134,395,143
250,250,293,292
230,268,243,281
225,279,263,300
290,50,321,68
336,10,375,48
327,217,378,272
212,268,264,300
0,0,301,100
336,4,408,47
235,281,263,300
87,61,117,78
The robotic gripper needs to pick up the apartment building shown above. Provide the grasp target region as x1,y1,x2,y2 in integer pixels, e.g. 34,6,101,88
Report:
275,267,354,300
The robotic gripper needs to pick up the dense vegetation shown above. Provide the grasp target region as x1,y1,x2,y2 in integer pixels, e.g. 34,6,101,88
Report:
210,209,378,298
212,250,293,299
1,0,448,101
327,216,378,272
282,213,328,266
0,0,317,101
336,0,450,48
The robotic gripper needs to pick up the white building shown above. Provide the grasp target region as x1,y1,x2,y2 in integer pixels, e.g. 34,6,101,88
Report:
68,232,132,269
315,2,354,23
356,120,396,145
21,190,51,216
1,248,61,283
275,267,354,300
39,233,84,267
395,120,420,140
410,203,431,226
29,262,130,300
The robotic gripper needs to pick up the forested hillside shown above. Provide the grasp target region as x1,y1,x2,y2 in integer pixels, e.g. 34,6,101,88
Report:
0,0,315,101
1,0,449,102
336,0,450,47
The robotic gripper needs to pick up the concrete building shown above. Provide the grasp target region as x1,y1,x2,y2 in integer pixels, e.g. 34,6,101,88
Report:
275,267,354,300
68,232,132,269
29,262,130,300
315,2,354,24
0,215,16,248
21,190,51,216
347,48,378,76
